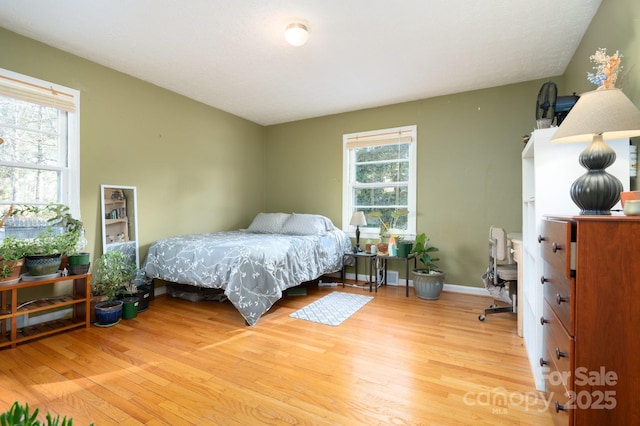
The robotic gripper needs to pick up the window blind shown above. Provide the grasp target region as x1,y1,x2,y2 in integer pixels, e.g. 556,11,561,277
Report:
0,73,76,113
345,129,413,149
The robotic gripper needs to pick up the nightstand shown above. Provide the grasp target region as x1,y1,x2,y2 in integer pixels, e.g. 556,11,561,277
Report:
377,252,417,297
341,252,377,292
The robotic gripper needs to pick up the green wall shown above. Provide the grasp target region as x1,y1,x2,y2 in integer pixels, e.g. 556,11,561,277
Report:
0,28,267,263
265,80,550,287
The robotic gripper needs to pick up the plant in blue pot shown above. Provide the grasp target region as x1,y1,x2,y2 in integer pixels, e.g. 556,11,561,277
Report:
92,250,136,326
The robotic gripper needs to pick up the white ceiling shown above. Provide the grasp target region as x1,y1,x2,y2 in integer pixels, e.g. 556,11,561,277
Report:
0,0,602,126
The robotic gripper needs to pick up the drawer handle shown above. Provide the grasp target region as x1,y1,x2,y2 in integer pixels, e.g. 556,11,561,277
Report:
555,348,569,359
540,276,549,285
538,235,545,243
556,294,569,305
552,242,562,253
540,316,549,326
539,357,548,367
555,401,567,412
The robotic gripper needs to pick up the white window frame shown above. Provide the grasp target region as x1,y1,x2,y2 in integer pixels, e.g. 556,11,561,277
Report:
0,68,80,218
342,125,417,240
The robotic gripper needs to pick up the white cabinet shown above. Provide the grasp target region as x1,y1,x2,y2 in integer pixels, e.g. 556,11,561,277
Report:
521,128,629,391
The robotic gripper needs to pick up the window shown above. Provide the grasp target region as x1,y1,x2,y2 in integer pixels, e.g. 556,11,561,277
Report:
342,125,417,239
0,68,80,219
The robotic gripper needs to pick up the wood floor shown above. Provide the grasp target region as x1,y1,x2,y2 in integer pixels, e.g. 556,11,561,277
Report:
0,282,553,425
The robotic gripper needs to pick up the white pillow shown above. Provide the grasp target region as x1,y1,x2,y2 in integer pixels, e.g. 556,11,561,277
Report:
281,213,334,235
247,213,291,234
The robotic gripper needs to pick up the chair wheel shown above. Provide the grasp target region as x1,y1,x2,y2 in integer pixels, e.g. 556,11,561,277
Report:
489,304,497,309
478,314,486,321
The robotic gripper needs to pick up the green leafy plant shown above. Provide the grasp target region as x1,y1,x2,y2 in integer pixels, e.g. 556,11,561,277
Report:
411,233,441,273
7,204,84,257
0,235,30,279
0,401,92,426
92,250,136,302
366,208,409,237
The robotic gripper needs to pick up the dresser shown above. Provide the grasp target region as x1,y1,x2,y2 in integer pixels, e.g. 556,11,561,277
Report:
539,215,640,425
521,129,630,390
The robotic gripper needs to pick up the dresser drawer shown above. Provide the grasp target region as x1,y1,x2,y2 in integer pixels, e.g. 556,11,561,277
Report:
541,300,574,387
545,361,571,426
540,220,572,279
542,265,575,336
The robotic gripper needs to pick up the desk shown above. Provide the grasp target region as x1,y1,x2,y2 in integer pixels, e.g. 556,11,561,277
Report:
341,252,377,292
377,253,417,297
508,233,522,337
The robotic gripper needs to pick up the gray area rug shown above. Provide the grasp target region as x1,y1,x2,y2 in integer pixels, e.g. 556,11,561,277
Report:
289,291,373,326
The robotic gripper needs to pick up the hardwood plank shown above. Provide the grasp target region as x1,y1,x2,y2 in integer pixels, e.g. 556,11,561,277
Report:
0,284,553,425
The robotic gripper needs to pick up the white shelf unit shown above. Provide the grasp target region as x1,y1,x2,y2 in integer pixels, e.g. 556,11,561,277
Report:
521,128,629,391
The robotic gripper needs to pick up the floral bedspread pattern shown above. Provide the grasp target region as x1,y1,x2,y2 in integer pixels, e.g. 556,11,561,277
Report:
143,229,352,325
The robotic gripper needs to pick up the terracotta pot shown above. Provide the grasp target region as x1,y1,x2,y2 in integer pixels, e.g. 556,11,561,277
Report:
0,258,25,285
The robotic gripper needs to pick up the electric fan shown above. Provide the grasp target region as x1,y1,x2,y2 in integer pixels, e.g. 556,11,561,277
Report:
535,81,557,127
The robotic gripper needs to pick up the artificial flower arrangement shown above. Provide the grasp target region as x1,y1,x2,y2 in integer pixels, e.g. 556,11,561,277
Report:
587,48,622,89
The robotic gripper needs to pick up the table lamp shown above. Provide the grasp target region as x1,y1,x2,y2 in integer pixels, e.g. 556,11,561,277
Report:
551,88,640,214
349,211,367,252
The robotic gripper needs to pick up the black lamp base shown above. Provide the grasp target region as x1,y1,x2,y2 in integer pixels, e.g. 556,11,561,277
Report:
570,135,623,215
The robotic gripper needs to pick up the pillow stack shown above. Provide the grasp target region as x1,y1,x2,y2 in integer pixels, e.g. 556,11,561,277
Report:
247,212,335,235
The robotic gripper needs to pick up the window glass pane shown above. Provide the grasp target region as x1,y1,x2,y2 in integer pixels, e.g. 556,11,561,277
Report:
0,97,60,132
354,186,408,206
0,97,61,166
355,161,409,183
0,128,60,166
355,144,409,162
0,166,60,204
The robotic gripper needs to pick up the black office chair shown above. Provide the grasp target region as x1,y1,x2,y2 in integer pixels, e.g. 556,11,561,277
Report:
478,226,517,321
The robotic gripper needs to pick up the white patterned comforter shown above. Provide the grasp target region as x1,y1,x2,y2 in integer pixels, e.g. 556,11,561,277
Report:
143,229,351,325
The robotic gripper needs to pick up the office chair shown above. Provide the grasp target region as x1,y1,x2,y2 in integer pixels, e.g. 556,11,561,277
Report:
478,226,517,321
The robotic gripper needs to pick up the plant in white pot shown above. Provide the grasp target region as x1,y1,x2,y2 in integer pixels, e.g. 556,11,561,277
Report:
92,250,136,326
410,233,445,300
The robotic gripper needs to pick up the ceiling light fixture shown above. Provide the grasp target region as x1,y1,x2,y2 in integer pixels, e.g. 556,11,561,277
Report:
285,23,309,47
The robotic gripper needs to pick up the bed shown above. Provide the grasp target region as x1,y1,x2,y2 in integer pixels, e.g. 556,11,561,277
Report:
143,213,352,325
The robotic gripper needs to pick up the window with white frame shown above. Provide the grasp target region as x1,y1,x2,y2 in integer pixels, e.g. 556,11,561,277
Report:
0,69,80,221
342,125,417,239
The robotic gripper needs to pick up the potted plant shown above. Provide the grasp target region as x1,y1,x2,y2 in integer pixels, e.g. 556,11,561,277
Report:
92,250,136,326
119,278,140,320
367,208,409,241
0,235,28,285
410,233,445,300
68,252,91,275
0,400,87,426
6,203,86,276
1,207,25,284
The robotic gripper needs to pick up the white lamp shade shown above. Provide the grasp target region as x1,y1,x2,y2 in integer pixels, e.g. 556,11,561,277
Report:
285,23,309,46
349,211,367,226
552,88,640,143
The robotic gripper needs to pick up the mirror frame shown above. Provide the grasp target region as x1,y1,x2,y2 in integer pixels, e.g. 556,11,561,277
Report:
100,184,140,268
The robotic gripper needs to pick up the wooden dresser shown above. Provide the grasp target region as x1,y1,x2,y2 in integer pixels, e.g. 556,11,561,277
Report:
539,215,640,425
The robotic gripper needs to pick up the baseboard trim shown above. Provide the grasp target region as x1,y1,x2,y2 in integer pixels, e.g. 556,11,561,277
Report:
339,271,490,297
